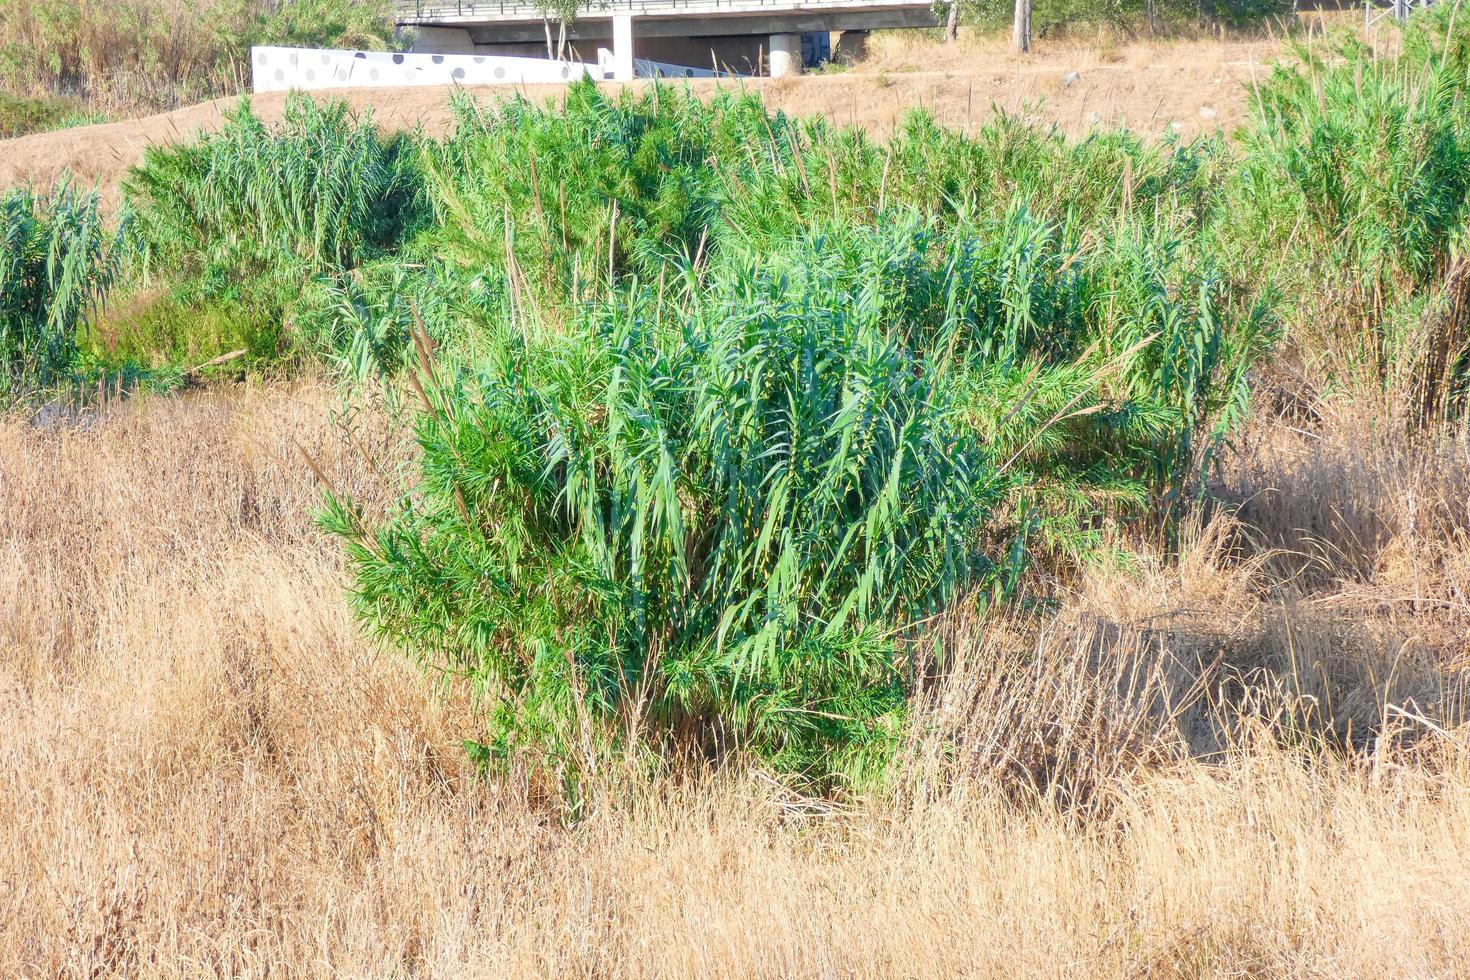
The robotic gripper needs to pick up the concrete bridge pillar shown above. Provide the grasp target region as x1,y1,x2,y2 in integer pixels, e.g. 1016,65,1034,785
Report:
409,26,476,54
612,14,636,81
769,33,802,78
835,30,869,66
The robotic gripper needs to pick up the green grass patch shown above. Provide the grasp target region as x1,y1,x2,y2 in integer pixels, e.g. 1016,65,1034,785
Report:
88,284,288,376
0,92,106,139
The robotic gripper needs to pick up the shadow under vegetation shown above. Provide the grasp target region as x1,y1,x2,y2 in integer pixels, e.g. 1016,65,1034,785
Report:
905,498,1470,822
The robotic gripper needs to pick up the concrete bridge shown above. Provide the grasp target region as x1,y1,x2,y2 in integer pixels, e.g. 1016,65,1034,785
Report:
395,0,938,77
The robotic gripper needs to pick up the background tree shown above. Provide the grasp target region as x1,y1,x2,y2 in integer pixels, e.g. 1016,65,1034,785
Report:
946,0,1294,39
1013,0,1031,51
538,0,582,60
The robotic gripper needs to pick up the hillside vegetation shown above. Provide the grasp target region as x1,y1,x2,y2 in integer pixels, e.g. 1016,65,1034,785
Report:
98,77,1282,787
10,9,1470,782
0,0,1301,134
3,9,1470,975
0,0,396,121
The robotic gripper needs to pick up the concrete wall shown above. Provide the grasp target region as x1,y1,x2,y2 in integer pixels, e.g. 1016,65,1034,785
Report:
639,35,766,73
631,56,727,79
249,44,733,93
407,26,478,54
250,45,597,93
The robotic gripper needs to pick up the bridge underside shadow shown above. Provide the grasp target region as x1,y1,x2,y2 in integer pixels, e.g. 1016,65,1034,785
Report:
398,0,938,77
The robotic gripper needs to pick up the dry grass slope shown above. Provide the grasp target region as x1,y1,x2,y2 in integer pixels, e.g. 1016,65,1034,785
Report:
3,381,1469,977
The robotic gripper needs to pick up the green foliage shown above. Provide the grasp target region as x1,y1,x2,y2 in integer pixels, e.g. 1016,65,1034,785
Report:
952,0,1293,34
425,84,749,290
717,108,1229,249
0,0,250,107
0,92,104,138
124,95,424,288
250,0,396,52
94,283,288,372
13,1,1470,790
426,81,1225,301
322,201,1271,785
323,225,1003,787
930,209,1275,557
94,75,1289,787
118,94,427,374
1229,8,1470,419
290,257,506,381
0,184,118,405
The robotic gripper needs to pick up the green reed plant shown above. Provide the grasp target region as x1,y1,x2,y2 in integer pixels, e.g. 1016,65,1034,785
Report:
322,225,1005,788
290,257,506,382
93,78,1283,786
757,210,1274,561
1231,6,1470,419
421,81,1227,307
0,184,119,405
719,108,1230,250
124,94,425,292
323,208,1273,786
424,83,755,292
0,92,106,138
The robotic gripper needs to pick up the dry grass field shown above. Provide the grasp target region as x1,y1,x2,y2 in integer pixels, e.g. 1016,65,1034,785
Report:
3,378,1469,977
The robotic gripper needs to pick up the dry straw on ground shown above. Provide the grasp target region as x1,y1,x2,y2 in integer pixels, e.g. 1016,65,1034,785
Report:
3,380,1468,977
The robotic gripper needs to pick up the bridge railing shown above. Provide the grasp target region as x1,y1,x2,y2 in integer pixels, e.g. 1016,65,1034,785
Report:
1364,0,1436,26
396,0,916,21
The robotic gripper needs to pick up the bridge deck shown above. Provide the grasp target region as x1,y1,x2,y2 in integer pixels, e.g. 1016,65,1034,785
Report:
396,0,931,26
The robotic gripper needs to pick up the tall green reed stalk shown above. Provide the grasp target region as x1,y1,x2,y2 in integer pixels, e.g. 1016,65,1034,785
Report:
0,184,119,405
95,75,1289,787
124,94,425,293
1230,5,1470,420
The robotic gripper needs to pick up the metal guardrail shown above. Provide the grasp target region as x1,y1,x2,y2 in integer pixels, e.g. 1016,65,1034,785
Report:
396,0,923,22
1364,0,1436,27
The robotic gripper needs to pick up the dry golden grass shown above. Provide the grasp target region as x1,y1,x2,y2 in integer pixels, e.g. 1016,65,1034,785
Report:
1224,395,1470,666
4,380,1470,977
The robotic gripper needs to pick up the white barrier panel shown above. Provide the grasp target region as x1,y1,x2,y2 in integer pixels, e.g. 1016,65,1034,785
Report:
592,48,733,80
636,57,730,79
250,46,603,92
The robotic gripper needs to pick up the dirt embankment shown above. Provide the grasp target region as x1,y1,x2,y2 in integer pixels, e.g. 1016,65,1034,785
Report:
0,39,1280,209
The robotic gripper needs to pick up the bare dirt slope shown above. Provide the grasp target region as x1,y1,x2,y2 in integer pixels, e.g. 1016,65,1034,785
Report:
0,39,1281,209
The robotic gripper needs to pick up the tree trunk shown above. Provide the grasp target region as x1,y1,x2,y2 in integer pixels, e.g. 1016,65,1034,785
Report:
1012,0,1031,53
945,1,960,44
